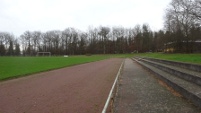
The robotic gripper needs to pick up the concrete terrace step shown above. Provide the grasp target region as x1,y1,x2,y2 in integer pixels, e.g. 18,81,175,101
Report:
142,57,201,73
132,58,201,108
139,58,201,86
114,59,200,112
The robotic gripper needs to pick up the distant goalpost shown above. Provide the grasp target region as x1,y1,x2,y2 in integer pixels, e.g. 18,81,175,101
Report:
36,52,51,56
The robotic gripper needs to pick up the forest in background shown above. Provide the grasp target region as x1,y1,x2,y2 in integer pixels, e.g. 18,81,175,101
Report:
0,0,201,56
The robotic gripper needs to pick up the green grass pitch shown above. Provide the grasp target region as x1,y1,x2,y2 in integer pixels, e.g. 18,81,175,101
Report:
0,55,111,80
1,53,201,81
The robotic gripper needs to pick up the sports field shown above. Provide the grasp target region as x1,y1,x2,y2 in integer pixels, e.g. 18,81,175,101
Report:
1,53,201,80
0,55,110,80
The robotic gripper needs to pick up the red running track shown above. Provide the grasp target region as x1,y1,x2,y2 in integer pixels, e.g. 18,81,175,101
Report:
0,58,123,113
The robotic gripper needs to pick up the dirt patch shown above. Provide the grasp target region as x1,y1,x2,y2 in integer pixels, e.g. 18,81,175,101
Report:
0,58,123,113
157,79,183,97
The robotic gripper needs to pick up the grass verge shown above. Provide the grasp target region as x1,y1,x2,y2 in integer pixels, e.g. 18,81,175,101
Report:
134,53,201,64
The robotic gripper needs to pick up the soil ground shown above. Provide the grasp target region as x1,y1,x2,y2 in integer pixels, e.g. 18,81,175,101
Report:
0,58,123,113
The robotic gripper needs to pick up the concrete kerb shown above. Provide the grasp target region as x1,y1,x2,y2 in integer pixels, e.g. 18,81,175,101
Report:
102,59,125,113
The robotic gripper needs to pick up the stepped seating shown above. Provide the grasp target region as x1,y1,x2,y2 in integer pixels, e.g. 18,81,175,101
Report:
132,57,201,108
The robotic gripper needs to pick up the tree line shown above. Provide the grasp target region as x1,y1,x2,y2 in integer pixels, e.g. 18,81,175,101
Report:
0,0,201,56
0,25,164,56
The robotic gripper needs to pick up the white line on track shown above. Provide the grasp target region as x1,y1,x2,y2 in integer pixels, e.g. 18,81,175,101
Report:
102,59,124,113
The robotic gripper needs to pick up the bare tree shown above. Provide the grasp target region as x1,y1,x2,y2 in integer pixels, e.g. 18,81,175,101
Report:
133,25,142,52
112,27,125,53
62,28,78,55
164,0,201,52
191,0,201,21
32,31,42,53
78,32,87,54
87,27,99,54
98,26,110,54
20,31,32,56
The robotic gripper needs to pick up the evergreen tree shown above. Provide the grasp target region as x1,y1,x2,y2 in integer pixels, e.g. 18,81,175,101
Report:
8,41,14,56
0,44,6,56
15,43,21,56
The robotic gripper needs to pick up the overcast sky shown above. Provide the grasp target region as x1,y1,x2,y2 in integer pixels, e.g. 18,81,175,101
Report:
0,0,171,37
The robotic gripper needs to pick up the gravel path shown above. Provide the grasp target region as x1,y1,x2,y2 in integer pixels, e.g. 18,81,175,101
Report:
0,58,123,113
114,59,200,113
